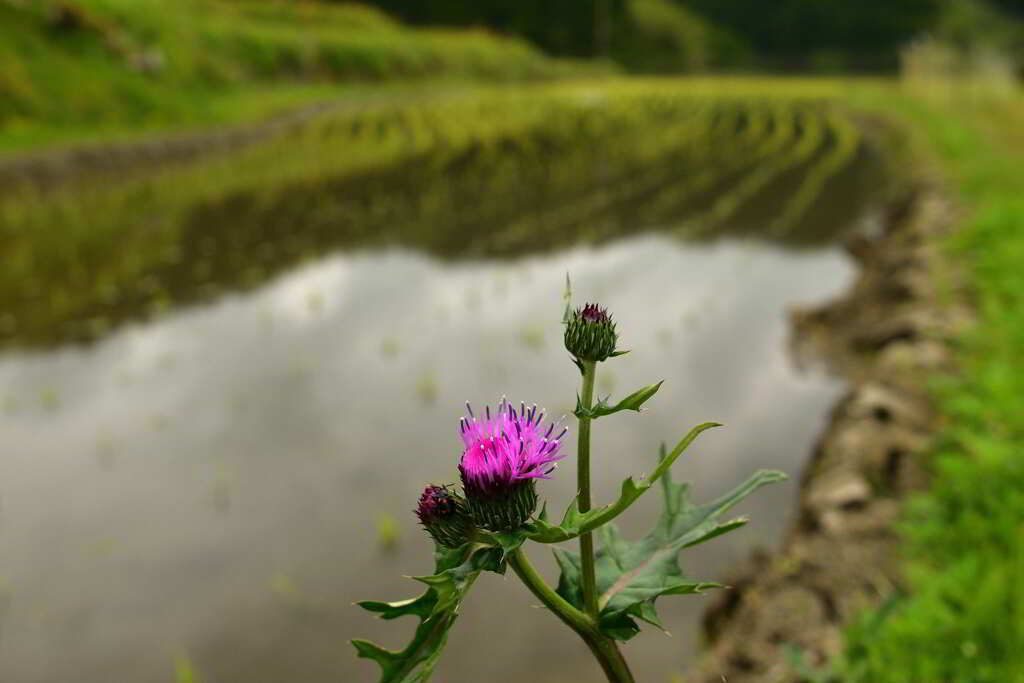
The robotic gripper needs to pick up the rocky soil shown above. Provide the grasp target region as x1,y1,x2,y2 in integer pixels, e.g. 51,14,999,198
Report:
688,182,973,682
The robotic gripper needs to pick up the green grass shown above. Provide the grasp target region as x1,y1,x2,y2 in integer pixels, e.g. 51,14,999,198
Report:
838,93,1024,682
0,0,578,150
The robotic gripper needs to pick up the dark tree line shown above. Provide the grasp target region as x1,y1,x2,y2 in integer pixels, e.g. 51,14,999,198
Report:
363,0,627,57
354,0,989,71
990,0,1024,17
682,0,945,69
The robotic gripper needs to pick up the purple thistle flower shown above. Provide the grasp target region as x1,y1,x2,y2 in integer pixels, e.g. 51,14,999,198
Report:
458,398,566,495
458,398,568,530
415,485,474,548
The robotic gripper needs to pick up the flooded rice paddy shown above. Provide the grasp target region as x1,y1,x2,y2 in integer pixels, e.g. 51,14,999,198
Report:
0,86,888,682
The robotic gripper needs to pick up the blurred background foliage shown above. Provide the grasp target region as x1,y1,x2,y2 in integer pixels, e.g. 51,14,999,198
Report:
342,0,1024,71
0,0,566,144
3,0,1024,145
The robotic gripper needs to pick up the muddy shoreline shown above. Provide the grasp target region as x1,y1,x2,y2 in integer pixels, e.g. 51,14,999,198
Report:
688,180,971,681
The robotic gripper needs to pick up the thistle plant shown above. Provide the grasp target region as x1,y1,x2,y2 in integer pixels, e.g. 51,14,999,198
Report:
354,287,786,682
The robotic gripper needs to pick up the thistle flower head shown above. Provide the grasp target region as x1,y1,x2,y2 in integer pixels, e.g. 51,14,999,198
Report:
458,399,568,531
414,485,474,548
565,302,618,362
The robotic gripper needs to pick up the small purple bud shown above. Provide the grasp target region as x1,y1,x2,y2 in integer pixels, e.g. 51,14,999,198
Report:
580,303,609,323
415,485,474,549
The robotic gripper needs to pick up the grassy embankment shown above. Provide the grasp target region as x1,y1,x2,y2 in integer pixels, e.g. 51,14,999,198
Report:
837,92,1024,681
0,0,577,151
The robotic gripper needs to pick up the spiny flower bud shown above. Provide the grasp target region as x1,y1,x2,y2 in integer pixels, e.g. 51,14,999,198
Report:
458,399,567,532
564,303,618,362
415,485,474,549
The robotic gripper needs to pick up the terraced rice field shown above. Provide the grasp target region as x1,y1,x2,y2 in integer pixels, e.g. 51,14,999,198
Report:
0,79,891,349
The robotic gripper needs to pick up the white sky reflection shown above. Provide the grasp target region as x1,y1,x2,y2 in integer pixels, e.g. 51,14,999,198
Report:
0,234,852,683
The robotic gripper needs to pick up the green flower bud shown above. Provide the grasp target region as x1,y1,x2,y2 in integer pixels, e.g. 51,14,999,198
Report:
415,485,475,548
564,303,618,362
463,479,539,532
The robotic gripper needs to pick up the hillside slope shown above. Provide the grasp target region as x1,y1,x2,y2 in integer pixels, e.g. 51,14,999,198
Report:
0,0,573,148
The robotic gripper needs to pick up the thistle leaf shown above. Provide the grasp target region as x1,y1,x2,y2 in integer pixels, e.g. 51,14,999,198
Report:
528,422,723,543
552,467,786,641
483,528,531,570
562,273,573,325
574,381,664,420
353,544,486,682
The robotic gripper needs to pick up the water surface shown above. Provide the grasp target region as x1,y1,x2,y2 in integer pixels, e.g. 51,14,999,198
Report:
0,232,856,682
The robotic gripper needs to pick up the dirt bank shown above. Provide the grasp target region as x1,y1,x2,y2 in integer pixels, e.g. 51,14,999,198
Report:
688,181,973,681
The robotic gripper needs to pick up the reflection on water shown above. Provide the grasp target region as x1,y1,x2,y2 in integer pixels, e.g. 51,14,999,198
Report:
0,233,854,682
2,96,883,351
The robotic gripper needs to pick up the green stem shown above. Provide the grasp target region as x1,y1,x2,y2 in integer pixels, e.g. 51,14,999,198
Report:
508,548,591,634
508,549,635,683
577,359,599,620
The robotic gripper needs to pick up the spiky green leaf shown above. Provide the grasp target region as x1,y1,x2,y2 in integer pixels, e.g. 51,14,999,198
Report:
552,467,786,641
562,273,573,325
574,381,664,420
352,544,487,682
528,422,722,543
